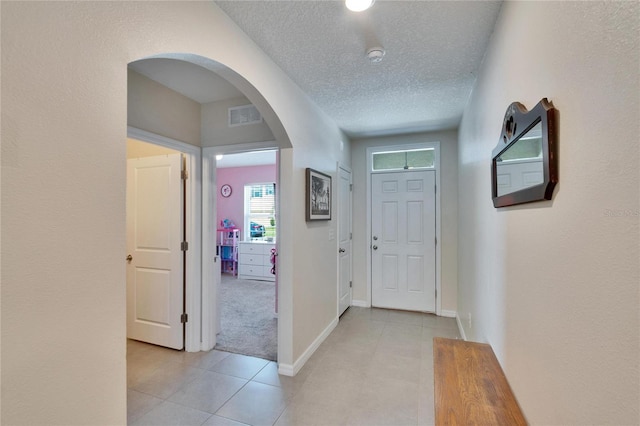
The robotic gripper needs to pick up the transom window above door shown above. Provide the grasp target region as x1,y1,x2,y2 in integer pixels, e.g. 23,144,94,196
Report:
372,148,435,171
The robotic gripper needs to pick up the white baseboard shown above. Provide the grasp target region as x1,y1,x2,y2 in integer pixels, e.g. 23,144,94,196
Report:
456,314,467,341
440,309,457,318
278,316,338,377
277,362,295,377
351,299,370,308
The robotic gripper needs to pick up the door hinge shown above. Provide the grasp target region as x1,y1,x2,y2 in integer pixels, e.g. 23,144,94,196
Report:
350,183,353,191
434,185,437,194
181,241,189,251
435,237,437,246
349,281,352,288
181,169,189,180
350,232,352,240
181,313,188,323
435,289,437,299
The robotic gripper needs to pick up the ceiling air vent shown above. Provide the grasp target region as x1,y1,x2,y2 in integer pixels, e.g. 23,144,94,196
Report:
228,104,262,127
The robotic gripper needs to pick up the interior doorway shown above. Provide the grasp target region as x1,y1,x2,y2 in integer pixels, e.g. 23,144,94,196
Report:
126,151,185,349
338,165,353,317
213,148,280,361
126,131,203,352
125,135,202,351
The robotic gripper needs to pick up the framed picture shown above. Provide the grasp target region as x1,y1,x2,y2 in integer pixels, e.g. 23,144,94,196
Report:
305,168,331,221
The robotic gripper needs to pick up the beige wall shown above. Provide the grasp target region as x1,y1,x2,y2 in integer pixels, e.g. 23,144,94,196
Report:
351,130,458,314
129,71,275,149
201,96,274,146
457,2,639,424
1,2,348,424
128,69,201,146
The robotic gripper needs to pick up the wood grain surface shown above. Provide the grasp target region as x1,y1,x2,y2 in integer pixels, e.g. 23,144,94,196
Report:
433,337,527,425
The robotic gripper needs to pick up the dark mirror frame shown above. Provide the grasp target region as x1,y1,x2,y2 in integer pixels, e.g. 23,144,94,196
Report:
492,98,558,208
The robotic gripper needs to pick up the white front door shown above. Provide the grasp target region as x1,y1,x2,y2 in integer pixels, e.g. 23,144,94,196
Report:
126,154,185,349
338,166,352,316
371,171,436,312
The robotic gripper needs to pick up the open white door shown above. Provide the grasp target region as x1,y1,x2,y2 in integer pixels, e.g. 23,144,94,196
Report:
338,166,352,316
126,153,185,349
371,170,436,312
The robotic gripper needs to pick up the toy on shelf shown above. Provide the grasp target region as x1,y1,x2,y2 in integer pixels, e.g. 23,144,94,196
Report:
217,226,239,275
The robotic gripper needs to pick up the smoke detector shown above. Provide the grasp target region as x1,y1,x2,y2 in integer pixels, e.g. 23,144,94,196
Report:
366,47,386,63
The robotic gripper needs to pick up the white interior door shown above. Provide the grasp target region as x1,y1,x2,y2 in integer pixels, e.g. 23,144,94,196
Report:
127,153,184,349
371,171,436,312
338,166,352,316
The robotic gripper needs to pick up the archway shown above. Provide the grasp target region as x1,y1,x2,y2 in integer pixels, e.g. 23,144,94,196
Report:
127,54,294,368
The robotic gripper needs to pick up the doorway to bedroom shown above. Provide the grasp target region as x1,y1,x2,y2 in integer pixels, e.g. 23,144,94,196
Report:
214,149,279,361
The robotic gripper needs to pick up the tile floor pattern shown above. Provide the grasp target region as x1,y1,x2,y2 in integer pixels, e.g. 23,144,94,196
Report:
128,307,461,425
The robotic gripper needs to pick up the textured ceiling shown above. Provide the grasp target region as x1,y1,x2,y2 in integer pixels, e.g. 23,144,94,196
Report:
215,0,503,137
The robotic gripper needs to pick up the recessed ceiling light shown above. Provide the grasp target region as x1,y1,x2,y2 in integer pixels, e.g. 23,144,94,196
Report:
345,0,375,12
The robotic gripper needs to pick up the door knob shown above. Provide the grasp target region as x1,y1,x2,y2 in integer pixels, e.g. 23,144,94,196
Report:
339,248,346,253
372,245,378,250
373,236,378,241
126,255,133,262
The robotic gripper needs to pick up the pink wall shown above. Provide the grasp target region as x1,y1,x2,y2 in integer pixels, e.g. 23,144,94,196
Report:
217,164,276,240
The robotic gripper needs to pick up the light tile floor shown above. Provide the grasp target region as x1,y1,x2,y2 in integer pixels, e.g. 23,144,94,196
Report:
127,307,461,425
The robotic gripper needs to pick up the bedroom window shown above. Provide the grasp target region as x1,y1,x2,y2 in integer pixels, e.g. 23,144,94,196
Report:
244,183,276,241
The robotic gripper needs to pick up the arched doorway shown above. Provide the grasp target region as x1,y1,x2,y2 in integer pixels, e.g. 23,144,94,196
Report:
126,55,293,367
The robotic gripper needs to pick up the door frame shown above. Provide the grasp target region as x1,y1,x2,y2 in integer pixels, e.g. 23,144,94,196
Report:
127,126,202,351
337,162,353,317
366,142,442,315
202,142,279,352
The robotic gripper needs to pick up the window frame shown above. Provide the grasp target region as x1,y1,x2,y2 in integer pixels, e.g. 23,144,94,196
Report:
243,182,276,241
371,147,436,172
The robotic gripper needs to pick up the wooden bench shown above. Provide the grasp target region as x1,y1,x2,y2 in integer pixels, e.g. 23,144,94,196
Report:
433,337,527,425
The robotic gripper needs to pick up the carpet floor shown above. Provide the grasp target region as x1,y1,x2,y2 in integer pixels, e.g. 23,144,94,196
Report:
214,274,277,361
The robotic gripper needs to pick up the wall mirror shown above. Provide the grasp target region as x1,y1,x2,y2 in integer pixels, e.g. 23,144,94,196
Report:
492,98,557,208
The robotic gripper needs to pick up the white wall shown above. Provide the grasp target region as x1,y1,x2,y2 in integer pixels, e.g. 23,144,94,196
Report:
201,96,274,146
128,69,202,146
290,134,350,360
1,2,348,424
351,130,458,313
457,2,639,424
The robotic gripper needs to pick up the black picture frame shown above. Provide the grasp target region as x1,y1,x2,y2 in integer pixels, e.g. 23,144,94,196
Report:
305,168,331,221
